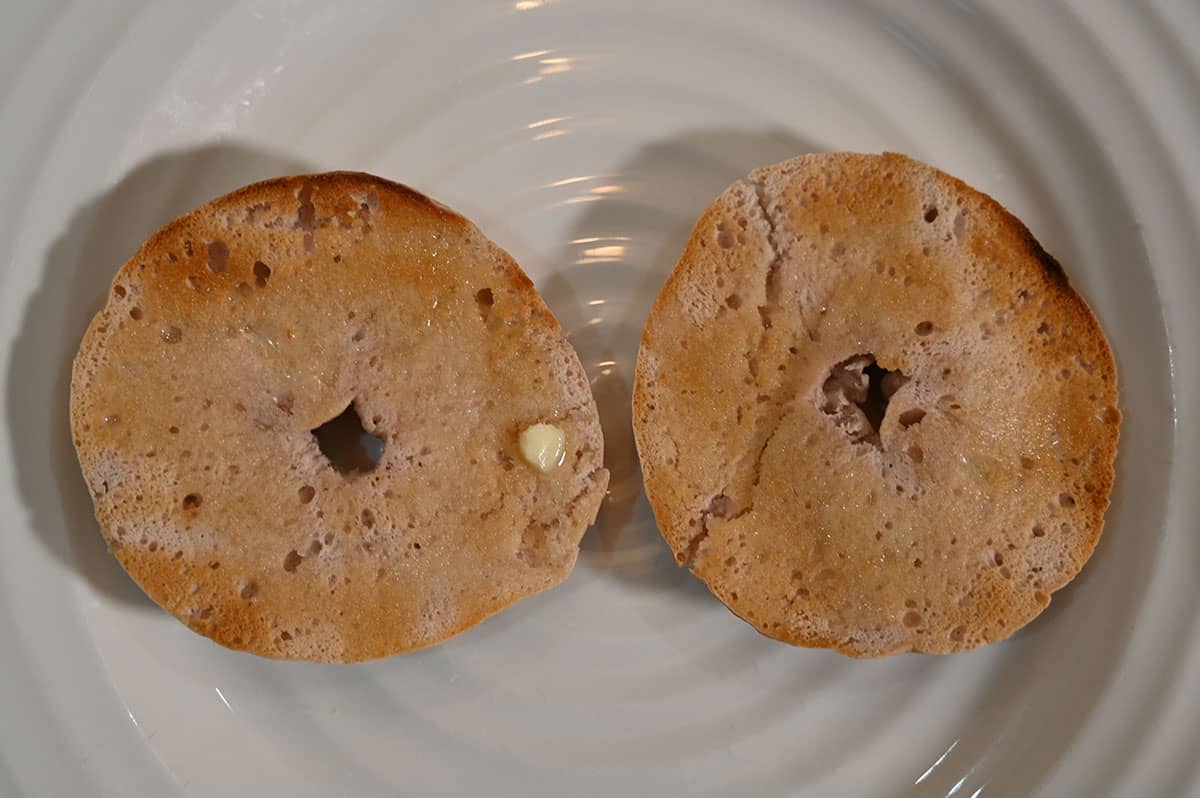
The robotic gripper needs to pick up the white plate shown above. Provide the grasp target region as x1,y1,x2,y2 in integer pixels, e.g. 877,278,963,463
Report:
2,1,1198,795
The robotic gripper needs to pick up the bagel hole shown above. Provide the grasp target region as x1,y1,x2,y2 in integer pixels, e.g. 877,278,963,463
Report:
860,365,890,433
312,403,384,475
819,355,910,447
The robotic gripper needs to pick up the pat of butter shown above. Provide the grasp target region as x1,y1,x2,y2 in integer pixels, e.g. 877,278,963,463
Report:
519,423,566,472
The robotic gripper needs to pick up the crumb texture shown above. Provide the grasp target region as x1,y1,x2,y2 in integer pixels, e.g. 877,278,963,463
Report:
632,152,1119,656
71,172,608,662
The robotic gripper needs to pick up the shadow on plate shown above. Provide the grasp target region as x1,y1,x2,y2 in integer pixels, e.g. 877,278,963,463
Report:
7,142,315,608
537,127,820,603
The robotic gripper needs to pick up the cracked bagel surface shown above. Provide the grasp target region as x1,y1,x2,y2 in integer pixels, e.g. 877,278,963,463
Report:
632,152,1119,656
70,172,608,662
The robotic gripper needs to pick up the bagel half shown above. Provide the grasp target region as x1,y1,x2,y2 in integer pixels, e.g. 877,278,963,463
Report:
632,152,1119,656
70,172,608,662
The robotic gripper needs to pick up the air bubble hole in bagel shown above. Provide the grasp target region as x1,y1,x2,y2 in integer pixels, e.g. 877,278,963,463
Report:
474,287,494,322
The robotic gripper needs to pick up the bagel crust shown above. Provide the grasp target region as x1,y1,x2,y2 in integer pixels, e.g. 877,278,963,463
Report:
633,153,1119,656
71,172,608,662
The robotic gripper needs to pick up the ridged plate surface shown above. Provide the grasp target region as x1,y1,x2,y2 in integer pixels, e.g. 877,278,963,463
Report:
0,2,1196,795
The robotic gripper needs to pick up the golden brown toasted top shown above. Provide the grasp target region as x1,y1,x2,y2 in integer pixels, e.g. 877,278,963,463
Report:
70,172,608,662
633,152,1119,655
